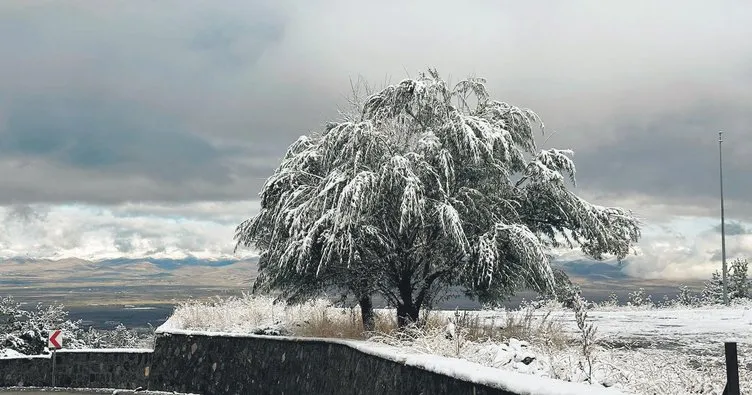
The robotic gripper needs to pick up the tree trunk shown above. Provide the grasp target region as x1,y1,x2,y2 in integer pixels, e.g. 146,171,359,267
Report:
396,301,420,328
358,295,375,332
396,275,421,328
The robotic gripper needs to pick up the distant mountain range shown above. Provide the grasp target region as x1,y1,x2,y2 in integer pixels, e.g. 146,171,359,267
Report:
552,259,704,300
0,257,259,289
0,256,701,304
555,259,629,280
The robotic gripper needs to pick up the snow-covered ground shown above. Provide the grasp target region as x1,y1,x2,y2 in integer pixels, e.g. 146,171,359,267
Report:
466,305,752,356
431,305,752,394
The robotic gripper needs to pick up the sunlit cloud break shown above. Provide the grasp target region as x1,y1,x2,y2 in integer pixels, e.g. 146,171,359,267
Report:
2,201,751,281
0,201,260,261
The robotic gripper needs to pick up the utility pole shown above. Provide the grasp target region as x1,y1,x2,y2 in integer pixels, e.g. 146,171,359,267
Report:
719,131,728,306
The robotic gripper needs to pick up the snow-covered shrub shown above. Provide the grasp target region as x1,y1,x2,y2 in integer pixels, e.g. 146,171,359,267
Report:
657,294,672,308
627,288,653,308
702,258,751,304
0,297,80,354
674,284,700,306
596,292,620,309
0,296,151,355
76,324,153,349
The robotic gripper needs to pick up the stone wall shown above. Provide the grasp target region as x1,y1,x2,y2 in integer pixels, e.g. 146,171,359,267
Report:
0,349,150,390
2,335,621,394
148,332,516,395
53,349,151,389
0,356,49,387
148,331,622,395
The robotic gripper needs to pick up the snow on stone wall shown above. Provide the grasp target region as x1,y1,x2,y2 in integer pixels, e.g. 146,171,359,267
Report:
149,329,624,395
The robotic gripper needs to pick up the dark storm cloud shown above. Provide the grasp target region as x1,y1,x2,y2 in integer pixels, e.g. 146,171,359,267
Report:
573,99,752,218
0,0,288,203
714,222,751,236
0,95,232,181
0,0,751,212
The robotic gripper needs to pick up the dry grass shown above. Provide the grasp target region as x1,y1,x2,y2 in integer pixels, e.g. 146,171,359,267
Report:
292,307,397,339
165,293,569,347
421,307,568,348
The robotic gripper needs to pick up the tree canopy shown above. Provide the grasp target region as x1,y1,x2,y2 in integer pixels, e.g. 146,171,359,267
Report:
235,69,642,327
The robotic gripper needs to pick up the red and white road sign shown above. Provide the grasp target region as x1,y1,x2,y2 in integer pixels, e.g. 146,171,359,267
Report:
48,329,63,349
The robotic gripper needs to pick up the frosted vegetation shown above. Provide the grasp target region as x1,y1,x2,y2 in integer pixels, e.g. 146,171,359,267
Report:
234,70,641,330
0,296,152,356
164,285,751,394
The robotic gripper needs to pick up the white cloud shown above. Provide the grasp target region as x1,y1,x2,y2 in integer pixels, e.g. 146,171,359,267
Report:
0,201,259,260
617,218,752,280
3,200,750,284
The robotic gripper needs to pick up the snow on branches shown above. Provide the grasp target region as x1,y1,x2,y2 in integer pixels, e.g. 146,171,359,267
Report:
235,69,641,325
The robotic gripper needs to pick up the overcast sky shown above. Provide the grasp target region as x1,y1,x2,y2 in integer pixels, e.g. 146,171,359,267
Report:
1,1,751,279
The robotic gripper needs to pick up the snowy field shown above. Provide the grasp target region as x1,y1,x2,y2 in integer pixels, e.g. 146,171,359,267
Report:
466,305,752,356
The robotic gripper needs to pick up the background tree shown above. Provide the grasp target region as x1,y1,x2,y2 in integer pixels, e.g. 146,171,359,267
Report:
702,257,750,303
675,285,696,306
235,69,641,328
0,297,148,355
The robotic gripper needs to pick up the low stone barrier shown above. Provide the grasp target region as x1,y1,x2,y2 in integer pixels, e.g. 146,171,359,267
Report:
0,349,151,389
0,355,49,387
1,332,624,394
147,329,623,395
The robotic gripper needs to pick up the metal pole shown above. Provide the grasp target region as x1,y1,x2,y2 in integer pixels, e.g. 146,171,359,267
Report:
724,342,740,395
719,131,728,306
52,348,56,388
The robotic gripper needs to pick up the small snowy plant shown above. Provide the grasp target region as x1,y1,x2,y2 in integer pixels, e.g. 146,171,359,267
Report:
702,257,751,304
674,284,698,306
0,296,150,355
627,288,653,308
601,292,620,308
571,291,597,383
235,69,642,329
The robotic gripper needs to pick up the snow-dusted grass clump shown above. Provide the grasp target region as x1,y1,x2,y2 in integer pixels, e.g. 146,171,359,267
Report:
164,293,401,338
163,294,332,334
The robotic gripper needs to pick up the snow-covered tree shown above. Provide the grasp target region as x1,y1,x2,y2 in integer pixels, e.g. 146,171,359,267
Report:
702,257,750,304
674,284,699,306
235,69,642,327
0,297,81,354
1,297,150,355
550,267,581,308
627,288,652,307
729,258,750,300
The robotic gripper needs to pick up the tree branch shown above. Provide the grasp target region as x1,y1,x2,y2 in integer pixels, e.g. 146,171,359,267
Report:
416,269,451,308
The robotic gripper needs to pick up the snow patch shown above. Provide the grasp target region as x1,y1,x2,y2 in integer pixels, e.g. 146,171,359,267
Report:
57,348,153,353
0,348,39,359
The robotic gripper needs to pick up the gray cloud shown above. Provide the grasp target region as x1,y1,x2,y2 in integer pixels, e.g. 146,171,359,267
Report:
714,222,751,236
573,99,752,218
3,204,48,224
0,0,751,214
1,95,235,181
